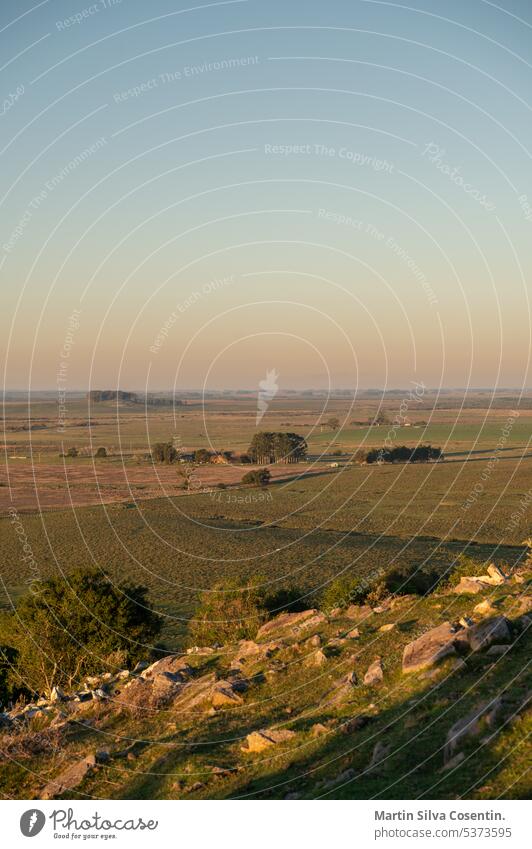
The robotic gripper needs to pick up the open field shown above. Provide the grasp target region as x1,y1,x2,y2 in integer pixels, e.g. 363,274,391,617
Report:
2,390,531,647
0,391,530,802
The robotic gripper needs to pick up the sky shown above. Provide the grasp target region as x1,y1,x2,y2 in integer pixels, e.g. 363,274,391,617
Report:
1,0,531,392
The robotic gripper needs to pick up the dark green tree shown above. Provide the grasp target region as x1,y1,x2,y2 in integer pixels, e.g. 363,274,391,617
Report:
9,569,162,697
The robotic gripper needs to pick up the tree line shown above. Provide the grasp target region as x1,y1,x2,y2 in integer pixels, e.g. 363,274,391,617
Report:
365,444,442,464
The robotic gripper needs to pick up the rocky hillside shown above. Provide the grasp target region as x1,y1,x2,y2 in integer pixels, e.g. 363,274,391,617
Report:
1,565,530,800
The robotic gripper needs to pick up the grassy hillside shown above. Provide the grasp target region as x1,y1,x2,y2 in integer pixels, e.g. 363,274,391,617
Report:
1,569,529,800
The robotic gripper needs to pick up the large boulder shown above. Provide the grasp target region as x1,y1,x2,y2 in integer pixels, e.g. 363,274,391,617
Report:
304,649,328,668
345,605,373,621
211,683,244,708
453,577,485,594
402,622,465,673
364,658,384,686
256,609,325,640
466,616,511,652
242,727,295,753
141,655,192,682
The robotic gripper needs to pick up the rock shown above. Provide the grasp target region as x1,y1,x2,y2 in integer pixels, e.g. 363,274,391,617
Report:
42,754,97,799
141,655,192,682
518,596,532,615
440,751,465,772
93,688,107,701
486,644,509,657
74,691,93,703
402,622,464,673
256,609,322,639
364,658,384,686
235,640,261,659
242,727,296,753
368,741,391,773
329,607,342,618
487,564,507,585
345,604,372,621
50,687,67,703
211,683,244,707
117,670,130,680
311,722,329,737
466,616,511,652
132,660,149,673
327,638,347,648
453,577,485,594
307,634,322,648
459,616,474,629
378,623,395,633
186,646,215,655
304,649,328,667
444,698,503,763
346,627,360,639
474,600,497,617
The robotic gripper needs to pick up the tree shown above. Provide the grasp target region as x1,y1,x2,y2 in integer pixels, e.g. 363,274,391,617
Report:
94,446,107,458
151,441,178,464
242,468,271,486
193,448,212,464
248,432,275,464
324,416,340,431
8,569,162,697
248,432,307,464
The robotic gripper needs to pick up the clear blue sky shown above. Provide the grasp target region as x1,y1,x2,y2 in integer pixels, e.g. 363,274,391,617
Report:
1,0,531,391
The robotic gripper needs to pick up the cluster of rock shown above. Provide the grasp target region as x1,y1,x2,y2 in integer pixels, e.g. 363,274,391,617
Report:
1,573,530,799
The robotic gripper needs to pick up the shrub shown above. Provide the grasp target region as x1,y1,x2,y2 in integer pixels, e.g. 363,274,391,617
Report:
263,586,309,615
319,575,370,613
0,644,29,709
188,578,267,646
242,468,271,486
9,569,162,697
442,554,484,589
194,449,212,464
94,446,107,458
383,565,442,596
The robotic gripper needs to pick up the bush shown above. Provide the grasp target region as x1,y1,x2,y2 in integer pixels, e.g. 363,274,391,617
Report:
263,586,309,615
319,575,371,613
194,449,212,464
0,644,29,709
188,578,267,646
94,447,107,458
242,468,271,486
442,554,484,589
8,569,162,697
382,565,442,596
